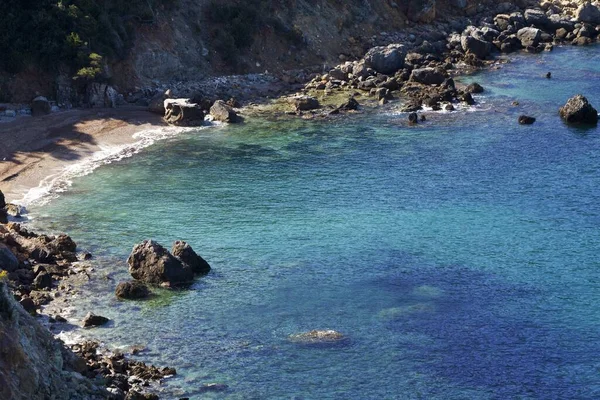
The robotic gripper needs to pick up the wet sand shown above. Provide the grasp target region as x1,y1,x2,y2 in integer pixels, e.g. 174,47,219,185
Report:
0,107,166,202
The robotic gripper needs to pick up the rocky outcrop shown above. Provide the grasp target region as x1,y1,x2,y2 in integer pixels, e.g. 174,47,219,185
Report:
0,281,107,400
171,240,211,275
115,280,150,300
209,100,241,123
164,98,205,126
576,2,600,24
127,240,194,287
409,67,446,85
81,313,109,328
559,95,598,124
518,115,536,125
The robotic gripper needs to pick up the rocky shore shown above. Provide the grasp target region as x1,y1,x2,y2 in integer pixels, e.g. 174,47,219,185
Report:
1,1,599,399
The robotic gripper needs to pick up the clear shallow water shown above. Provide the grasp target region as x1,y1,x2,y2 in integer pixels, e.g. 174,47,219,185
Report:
31,46,600,399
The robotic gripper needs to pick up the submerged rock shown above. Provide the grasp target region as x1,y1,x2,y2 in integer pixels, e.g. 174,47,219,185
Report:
559,95,598,124
198,383,229,393
289,329,347,344
127,240,194,287
518,115,536,125
115,281,150,300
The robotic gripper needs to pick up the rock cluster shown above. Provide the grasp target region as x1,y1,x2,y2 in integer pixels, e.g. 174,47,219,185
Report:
70,340,175,400
125,240,210,288
0,221,92,315
299,3,600,116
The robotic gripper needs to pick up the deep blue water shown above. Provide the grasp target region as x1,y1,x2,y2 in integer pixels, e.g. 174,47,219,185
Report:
31,46,600,399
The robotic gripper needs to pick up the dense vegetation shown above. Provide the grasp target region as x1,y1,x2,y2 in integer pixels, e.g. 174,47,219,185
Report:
0,0,176,77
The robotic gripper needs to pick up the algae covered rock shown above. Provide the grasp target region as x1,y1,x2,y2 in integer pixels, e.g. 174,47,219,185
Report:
115,280,150,300
288,329,348,344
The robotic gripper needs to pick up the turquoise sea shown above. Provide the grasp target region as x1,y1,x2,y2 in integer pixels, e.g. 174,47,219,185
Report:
30,45,600,399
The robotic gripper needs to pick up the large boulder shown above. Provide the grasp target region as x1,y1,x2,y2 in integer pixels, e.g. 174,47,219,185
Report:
517,27,543,47
209,100,241,123
164,98,205,126
576,2,600,24
127,240,194,286
291,96,320,112
171,241,211,275
559,95,598,124
461,29,493,59
31,96,51,117
82,313,109,328
363,44,407,75
115,281,150,300
524,9,551,29
409,68,446,85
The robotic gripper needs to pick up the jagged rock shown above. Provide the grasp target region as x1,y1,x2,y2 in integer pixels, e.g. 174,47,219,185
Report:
115,281,150,300
0,243,19,272
18,296,37,314
209,100,240,123
164,99,205,126
291,96,320,111
171,241,211,275
559,95,598,124
127,240,194,286
49,234,77,253
31,96,51,117
518,115,536,125
576,2,600,24
517,27,543,47
409,67,446,85
352,60,372,79
363,44,407,75
461,32,492,59
33,272,52,290
82,313,109,328
466,83,484,94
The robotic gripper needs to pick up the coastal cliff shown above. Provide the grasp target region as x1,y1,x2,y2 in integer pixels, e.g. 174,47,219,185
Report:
0,279,105,400
0,0,533,103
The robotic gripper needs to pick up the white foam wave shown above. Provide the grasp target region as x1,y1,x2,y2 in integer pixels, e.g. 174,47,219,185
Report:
17,125,204,207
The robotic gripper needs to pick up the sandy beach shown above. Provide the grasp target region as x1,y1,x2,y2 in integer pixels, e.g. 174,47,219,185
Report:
0,107,166,203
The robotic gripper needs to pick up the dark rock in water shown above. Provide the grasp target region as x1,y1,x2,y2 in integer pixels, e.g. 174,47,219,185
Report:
559,95,598,124
164,99,206,126
409,67,446,85
466,82,484,94
420,115,427,122
198,383,229,393
408,112,419,124
171,241,211,275
33,272,52,289
337,97,359,111
518,115,536,125
31,96,51,117
0,243,19,272
292,96,320,111
209,100,241,123
460,92,475,105
115,281,150,300
443,103,455,112
82,312,109,327
546,72,552,79
363,44,407,75
79,252,93,261
127,240,194,286
400,102,422,113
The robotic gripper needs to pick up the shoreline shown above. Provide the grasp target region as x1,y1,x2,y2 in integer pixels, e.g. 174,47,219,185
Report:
1,1,599,398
